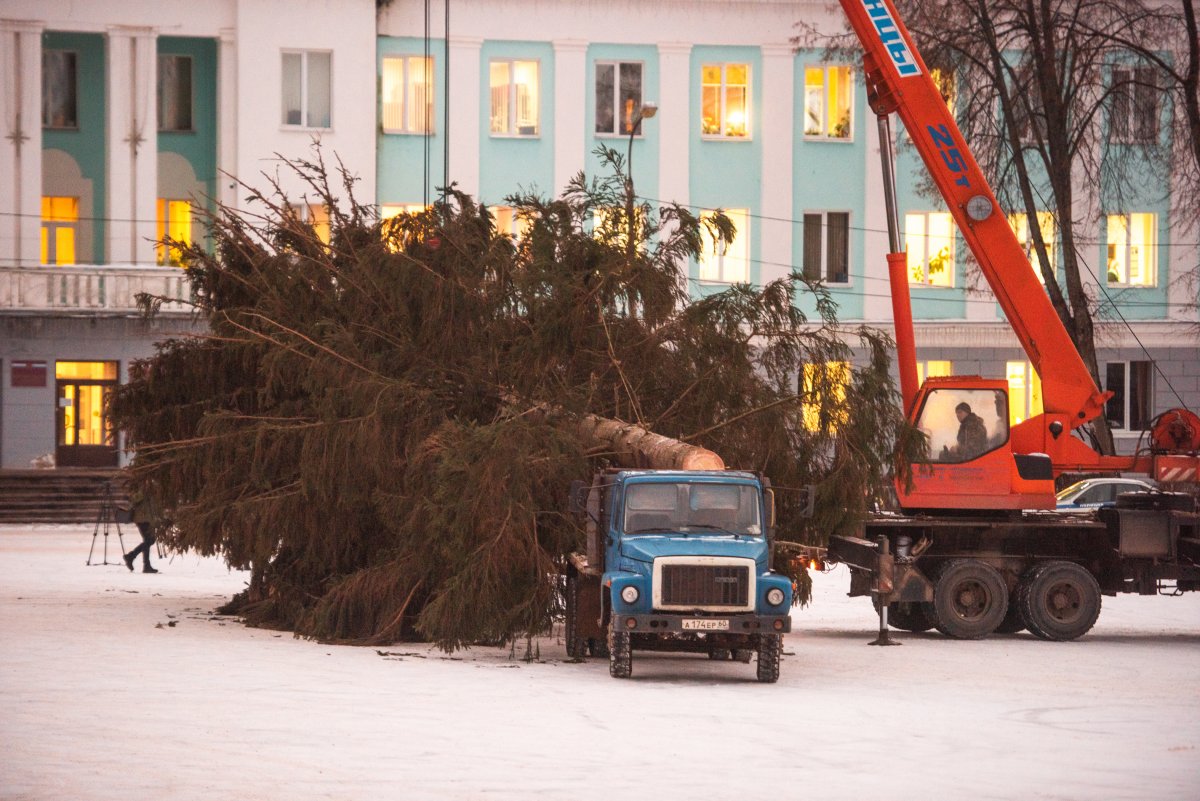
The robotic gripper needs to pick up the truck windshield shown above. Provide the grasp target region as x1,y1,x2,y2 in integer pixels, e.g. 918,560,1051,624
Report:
623,483,761,536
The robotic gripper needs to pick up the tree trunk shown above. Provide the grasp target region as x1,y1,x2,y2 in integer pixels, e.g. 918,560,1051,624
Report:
574,413,725,471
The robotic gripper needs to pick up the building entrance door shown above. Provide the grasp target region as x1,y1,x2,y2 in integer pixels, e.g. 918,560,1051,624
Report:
55,361,119,467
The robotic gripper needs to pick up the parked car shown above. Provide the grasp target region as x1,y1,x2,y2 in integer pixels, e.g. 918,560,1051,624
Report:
1055,477,1155,509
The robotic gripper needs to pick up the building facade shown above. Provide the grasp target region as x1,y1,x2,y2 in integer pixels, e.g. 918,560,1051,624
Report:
1,0,1196,468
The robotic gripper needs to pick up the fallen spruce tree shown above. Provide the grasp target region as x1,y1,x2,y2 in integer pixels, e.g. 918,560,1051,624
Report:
112,148,922,650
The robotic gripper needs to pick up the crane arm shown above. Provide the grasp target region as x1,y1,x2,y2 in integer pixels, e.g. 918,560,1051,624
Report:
836,0,1110,430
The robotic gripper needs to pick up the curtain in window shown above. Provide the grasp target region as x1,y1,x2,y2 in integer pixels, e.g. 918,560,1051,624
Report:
802,214,822,280
306,52,331,128
282,53,303,125
595,64,615,134
619,63,642,134
381,57,405,131
826,212,849,282
158,55,192,131
490,62,510,133
1132,67,1157,142
42,51,78,128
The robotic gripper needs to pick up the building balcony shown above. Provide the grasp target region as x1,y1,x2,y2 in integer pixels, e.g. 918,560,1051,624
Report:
0,264,194,315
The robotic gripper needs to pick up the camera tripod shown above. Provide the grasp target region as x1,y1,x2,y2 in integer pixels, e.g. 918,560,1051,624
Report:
86,481,128,566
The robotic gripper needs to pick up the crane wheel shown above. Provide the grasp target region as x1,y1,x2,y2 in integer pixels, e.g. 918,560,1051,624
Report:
1017,561,1101,641
930,559,1009,639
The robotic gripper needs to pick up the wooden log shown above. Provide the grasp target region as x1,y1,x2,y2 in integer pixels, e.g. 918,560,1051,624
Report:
574,413,725,471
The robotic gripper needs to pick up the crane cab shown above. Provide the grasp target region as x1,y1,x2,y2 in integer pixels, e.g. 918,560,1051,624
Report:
899,376,1056,512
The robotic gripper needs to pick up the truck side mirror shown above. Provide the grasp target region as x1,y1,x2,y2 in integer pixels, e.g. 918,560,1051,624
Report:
568,480,588,517
764,488,777,529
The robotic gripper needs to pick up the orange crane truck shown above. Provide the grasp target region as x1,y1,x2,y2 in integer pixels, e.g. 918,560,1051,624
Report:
825,0,1200,641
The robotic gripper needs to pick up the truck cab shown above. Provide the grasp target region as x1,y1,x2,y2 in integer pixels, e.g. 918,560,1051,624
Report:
566,469,794,682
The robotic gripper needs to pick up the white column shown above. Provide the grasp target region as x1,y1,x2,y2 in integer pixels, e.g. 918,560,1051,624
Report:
217,28,238,210
447,36,482,199
0,20,44,268
552,40,588,196
106,26,158,265
759,45,794,286
656,42,692,209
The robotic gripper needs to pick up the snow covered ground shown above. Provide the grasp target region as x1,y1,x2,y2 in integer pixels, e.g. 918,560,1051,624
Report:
1,525,1197,801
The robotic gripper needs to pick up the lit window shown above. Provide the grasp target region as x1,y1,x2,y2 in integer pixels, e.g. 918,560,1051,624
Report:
592,207,644,252
1105,361,1152,430
1110,66,1159,143
158,55,193,132
804,65,852,139
916,360,952,384
1008,211,1056,282
382,56,433,134
42,50,78,129
490,59,539,136
802,211,850,284
380,203,428,251
698,208,749,283
930,67,956,115
1106,212,1156,287
701,63,750,139
282,51,332,129
489,205,531,242
292,203,331,245
595,62,644,136
1006,361,1043,425
155,199,193,266
55,361,118,449
41,197,78,265
906,212,954,287
800,362,850,433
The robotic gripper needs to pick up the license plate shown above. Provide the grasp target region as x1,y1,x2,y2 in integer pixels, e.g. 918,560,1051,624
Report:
682,618,729,631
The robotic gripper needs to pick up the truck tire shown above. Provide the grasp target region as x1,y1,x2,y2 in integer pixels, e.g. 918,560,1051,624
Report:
930,559,1008,639
889,601,936,633
993,600,1026,634
1017,561,1101,641
608,623,632,678
756,634,782,683
564,574,583,659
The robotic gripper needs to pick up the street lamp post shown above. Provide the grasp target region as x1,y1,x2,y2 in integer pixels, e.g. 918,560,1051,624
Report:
625,102,657,266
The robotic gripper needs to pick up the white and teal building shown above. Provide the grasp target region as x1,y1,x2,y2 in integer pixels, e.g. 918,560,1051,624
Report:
1,0,1196,468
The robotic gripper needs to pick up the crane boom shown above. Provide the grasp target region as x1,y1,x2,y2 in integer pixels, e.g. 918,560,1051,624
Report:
837,0,1109,430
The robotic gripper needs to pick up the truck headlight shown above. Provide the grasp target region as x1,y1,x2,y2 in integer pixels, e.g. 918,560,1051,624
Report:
620,586,640,605
766,587,785,606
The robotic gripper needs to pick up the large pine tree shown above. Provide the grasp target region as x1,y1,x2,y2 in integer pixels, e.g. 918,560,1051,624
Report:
112,148,920,650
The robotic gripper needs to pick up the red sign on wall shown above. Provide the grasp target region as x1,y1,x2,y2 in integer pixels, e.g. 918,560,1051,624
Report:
11,360,48,388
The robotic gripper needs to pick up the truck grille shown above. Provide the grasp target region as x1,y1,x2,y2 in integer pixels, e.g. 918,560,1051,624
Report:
660,563,750,607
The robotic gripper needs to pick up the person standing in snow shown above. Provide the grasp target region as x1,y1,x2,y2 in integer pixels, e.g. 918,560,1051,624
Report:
124,484,160,574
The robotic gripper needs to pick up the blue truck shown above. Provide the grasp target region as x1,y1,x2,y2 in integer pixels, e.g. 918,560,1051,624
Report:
565,469,795,682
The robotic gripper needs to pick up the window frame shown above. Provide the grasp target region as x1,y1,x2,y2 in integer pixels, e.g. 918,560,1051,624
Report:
489,57,541,138
801,210,851,285
1105,360,1153,431
594,60,645,138
41,196,79,266
1008,211,1057,283
1105,212,1158,288
281,49,333,130
700,62,751,140
1109,65,1159,144
157,53,194,133
905,211,955,288
697,208,750,283
803,64,854,141
42,49,79,130
381,55,435,135
155,198,194,267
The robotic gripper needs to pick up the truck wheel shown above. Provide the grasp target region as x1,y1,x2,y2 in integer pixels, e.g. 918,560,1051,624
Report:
889,601,936,633
1018,561,1101,641
756,634,782,683
608,623,632,678
564,574,583,659
931,559,1008,639
993,600,1026,634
